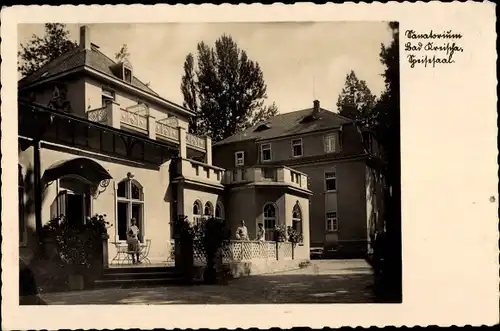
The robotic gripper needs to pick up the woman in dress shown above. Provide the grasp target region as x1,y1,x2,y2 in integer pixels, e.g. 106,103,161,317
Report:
127,218,141,264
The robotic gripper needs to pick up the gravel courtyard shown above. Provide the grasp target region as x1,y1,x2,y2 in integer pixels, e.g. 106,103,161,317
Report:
38,259,375,304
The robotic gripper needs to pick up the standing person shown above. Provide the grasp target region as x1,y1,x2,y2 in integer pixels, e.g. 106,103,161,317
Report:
127,218,141,264
235,220,249,240
256,223,265,242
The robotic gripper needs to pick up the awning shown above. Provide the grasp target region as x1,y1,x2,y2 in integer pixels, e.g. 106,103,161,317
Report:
41,157,112,186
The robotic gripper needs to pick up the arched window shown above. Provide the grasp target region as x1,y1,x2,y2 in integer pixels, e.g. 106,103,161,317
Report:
204,201,213,218
292,202,303,242
193,200,202,224
215,202,224,220
116,179,144,241
263,202,277,241
18,165,26,245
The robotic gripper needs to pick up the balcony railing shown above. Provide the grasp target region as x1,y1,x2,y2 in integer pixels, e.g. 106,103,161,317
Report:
120,108,148,131
155,121,179,142
86,106,108,124
223,166,309,190
86,104,208,153
186,132,206,151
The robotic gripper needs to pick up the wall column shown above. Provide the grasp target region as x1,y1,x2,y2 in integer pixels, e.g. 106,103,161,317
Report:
148,115,156,140
107,102,121,129
205,136,212,165
178,127,187,159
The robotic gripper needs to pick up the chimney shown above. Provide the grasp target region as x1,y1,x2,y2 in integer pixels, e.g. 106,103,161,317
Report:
79,25,91,50
313,100,320,115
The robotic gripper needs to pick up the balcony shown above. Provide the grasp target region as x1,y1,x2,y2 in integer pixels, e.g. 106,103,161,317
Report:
86,102,210,157
223,166,309,190
174,158,225,187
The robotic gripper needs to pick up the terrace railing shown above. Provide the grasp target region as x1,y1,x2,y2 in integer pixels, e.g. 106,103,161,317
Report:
192,240,294,266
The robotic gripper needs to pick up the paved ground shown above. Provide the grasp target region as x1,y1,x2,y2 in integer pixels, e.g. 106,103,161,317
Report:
38,259,375,304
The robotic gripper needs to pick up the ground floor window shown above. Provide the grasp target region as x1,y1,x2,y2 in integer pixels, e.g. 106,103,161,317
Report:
263,202,277,241
117,179,144,241
292,202,303,243
193,200,203,224
326,212,338,232
215,201,224,220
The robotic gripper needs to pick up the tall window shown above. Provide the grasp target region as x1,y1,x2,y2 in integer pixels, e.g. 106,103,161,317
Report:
326,212,338,232
101,88,115,107
325,171,337,192
324,134,337,153
235,151,245,167
18,165,26,245
193,200,202,224
215,202,224,220
292,203,303,242
117,179,144,241
263,202,277,241
204,201,213,218
292,139,303,157
261,143,272,162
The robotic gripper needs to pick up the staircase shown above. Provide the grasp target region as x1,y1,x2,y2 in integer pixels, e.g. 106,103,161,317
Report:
94,265,183,289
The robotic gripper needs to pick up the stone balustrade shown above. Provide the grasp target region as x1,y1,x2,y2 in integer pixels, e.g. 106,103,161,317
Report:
223,166,308,190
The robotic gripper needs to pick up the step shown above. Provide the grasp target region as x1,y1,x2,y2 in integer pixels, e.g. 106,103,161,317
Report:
102,271,181,281
104,266,176,274
94,277,184,289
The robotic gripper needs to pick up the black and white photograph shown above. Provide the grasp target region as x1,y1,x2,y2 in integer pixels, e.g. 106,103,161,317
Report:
1,3,497,329
15,20,401,305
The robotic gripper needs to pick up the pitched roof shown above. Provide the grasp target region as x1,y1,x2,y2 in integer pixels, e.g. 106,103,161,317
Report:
215,107,352,146
18,46,159,96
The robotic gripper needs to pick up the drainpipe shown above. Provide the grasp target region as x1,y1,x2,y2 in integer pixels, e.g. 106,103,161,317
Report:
33,139,43,236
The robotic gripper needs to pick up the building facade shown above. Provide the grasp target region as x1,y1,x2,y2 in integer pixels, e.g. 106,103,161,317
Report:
18,25,311,266
213,100,383,258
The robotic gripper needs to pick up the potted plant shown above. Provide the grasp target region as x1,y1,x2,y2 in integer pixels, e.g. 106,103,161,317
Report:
50,214,110,290
174,215,197,283
287,226,304,260
197,217,231,284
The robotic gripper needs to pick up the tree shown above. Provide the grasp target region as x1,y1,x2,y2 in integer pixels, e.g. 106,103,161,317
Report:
336,70,376,120
115,44,130,63
180,34,278,142
357,22,401,303
18,23,78,77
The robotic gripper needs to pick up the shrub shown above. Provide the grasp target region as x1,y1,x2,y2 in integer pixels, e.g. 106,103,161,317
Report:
287,226,303,246
274,224,288,242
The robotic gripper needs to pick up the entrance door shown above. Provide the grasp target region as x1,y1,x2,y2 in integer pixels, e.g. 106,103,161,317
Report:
67,193,84,225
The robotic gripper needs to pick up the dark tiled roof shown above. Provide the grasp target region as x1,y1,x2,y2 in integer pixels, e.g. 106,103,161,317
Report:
215,107,352,146
19,46,159,96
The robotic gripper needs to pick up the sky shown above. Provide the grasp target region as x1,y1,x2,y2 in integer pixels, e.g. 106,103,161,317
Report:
18,22,393,114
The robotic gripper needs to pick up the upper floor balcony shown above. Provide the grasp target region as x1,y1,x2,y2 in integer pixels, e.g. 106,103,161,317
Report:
86,101,210,161
223,165,309,191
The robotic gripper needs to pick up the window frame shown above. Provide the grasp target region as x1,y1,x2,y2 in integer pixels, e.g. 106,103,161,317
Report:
291,203,303,244
324,133,337,154
324,170,337,192
234,151,245,167
261,143,272,162
116,179,145,242
263,202,278,241
101,87,115,107
291,138,303,158
215,201,224,220
326,212,338,232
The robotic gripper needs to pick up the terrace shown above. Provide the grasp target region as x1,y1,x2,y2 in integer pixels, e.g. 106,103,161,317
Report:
223,165,309,191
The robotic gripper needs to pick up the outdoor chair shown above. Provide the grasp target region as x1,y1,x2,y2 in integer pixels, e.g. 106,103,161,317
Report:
111,242,132,265
139,239,152,264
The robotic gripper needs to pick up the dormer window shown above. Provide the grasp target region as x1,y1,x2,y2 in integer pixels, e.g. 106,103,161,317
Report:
124,67,132,83
254,123,271,132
